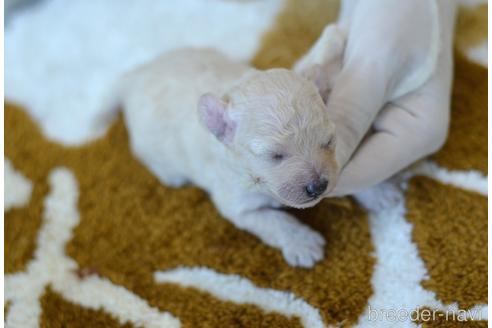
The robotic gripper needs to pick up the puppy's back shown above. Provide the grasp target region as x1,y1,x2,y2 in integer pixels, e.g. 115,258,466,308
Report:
118,49,250,181
122,48,247,126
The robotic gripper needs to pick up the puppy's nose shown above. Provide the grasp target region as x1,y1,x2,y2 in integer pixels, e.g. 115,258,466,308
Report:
305,179,328,198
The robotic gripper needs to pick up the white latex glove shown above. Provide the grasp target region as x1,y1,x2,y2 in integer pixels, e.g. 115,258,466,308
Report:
297,0,457,196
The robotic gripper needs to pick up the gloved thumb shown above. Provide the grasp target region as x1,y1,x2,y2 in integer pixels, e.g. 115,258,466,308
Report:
326,56,391,167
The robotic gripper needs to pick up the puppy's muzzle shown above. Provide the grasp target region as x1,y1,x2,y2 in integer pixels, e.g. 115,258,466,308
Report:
305,178,328,198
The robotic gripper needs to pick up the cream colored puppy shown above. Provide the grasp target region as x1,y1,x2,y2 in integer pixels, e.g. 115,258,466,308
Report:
110,29,344,267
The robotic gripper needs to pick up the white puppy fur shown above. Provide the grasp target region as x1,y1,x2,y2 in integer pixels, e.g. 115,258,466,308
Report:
108,27,345,267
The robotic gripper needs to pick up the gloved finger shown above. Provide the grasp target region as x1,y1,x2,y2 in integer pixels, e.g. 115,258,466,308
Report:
330,95,449,196
293,24,346,102
326,57,391,167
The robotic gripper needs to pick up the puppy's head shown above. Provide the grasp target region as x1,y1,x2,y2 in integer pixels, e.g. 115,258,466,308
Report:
198,68,338,208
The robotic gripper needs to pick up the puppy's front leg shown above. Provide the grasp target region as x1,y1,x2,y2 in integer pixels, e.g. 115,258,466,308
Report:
230,208,326,268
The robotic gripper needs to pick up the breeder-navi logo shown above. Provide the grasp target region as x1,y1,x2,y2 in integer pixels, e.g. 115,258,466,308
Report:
367,306,485,323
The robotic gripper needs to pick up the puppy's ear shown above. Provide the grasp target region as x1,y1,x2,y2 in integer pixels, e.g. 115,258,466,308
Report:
294,24,345,103
198,93,236,144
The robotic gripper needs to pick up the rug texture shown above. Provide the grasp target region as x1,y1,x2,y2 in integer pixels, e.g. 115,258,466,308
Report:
4,0,488,327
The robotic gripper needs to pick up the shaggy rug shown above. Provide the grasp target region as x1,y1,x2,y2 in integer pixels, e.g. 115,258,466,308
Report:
5,0,488,327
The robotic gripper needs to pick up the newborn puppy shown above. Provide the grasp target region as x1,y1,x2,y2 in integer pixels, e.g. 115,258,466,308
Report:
112,31,344,267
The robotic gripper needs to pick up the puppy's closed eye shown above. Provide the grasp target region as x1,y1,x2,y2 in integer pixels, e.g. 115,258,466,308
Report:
271,152,287,163
321,137,335,150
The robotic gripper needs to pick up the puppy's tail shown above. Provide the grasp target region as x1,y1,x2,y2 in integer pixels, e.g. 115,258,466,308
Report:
91,76,128,138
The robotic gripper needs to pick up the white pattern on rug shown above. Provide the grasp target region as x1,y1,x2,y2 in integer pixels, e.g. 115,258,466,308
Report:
155,267,325,328
5,168,181,328
5,159,33,211
5,0,283,145
458,0,488,66
353,161,487,327
413,161,487,196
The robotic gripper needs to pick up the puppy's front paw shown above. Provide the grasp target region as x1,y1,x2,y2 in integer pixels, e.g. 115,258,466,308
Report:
227,207,326,268
280,227,326,268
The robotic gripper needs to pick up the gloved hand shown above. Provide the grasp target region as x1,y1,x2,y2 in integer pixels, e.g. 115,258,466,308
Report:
296,0,457,196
